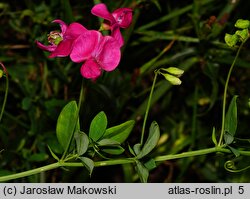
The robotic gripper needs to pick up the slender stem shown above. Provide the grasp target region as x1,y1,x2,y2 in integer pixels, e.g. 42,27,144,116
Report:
77,79,85,113
0,159,135,182
0,65,8,123
0,162,60,182
61,80,85,160
2,146,250,182
218,42,245,146
140,71,158,145
155,147,220,162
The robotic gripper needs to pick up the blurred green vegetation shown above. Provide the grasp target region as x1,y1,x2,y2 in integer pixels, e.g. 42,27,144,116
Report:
1,0,250,182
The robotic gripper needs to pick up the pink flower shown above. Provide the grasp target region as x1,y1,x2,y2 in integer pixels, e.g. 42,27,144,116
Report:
36,19,87,58
70,30,121,79
91,3,133,47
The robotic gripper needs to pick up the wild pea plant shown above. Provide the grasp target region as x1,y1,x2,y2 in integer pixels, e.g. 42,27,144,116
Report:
1,2,250,182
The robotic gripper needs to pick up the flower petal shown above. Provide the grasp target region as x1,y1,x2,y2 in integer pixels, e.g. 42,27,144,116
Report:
97,36,121,71
112,8,133,28
49,39,72,58
52,19,67,34
80,58,102,79
64,22,87,40
91,3,115,25
70,30,101,63
111,25,124,47
36,40,57,52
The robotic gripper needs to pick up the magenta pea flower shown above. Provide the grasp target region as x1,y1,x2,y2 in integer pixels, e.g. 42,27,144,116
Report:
91,3,133,28
91,3,133,47
36,19,87,58
70,30,121,79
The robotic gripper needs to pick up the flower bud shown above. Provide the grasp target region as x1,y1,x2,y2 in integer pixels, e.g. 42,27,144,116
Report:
235,19,250,29
161,67,184,77
162,73,182,85
235,29,249,42
224,33,239,47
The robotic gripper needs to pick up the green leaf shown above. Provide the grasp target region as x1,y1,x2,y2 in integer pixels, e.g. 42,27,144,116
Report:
74,131,89,156
212,127,217,146
135,161,149,183
79,157,94,176
97,139,124,155
224,132,234,145
56,101,78,150
225,96,238,136
136,121,160,159
47,145,60,161
97,139,120,146
133,143,142,156
128,144,136,156
102,146,125,155
89,111,107,142
144,158,157,170
228,146,240,157
102,120,135,143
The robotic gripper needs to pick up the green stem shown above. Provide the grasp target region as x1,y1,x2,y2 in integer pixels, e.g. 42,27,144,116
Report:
218,42,245,146
155,147,221,162
77,80,85,112
140,71,158,145
0,67,8,123
2,146,250,182
0,162,61,182
61,80,85,160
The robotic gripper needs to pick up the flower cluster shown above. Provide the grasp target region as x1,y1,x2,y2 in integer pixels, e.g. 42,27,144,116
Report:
36,3,133,79
224,19,250,47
